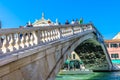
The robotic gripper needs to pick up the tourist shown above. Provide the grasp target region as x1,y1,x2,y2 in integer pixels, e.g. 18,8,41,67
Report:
26,21,33,27
0,37,4,43
65,20,69,25
19,26,24,39
71,19,75,24
79,18,83,24
74,19,79,25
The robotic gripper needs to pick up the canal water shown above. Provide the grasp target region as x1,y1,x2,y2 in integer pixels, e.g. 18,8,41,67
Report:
55,72,120,80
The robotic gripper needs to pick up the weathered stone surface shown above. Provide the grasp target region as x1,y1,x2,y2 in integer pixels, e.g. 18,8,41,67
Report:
54,59,62,75
31,51,45,62
20,61,42,80
46,47,55,55
9,56,31,72
38,57,50,80
0,65,9,77
47,53,56,72
54,49,61,62
2,70,23,80
54,45,62,62
0,54,18,67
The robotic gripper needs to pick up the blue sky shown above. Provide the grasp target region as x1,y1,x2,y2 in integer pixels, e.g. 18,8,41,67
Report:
0,0,120,39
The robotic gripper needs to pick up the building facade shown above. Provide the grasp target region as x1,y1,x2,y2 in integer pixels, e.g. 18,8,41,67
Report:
105,32,120,60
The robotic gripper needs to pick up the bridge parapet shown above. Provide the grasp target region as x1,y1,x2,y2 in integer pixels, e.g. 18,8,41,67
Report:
0,23,115,80
0,24,95,54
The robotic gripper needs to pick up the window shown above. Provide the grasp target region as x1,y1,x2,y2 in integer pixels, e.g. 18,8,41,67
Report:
110,43,118,48
119,43,120,47
73,54,75,59
111,53,119,58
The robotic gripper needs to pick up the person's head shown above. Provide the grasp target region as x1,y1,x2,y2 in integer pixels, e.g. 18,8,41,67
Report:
76,18,78,21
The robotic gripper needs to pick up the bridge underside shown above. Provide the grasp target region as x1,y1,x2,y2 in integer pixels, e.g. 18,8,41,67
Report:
75,39,110,71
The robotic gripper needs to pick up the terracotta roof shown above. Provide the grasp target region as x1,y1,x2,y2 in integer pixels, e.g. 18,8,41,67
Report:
105,39,120,43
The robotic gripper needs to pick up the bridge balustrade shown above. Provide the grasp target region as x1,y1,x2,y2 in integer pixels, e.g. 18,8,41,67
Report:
0,24,95,54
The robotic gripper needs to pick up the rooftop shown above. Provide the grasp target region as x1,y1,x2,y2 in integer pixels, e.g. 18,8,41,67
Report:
105,32,120,43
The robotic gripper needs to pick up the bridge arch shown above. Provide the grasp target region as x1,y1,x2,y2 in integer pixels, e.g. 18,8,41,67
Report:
47,31,113,80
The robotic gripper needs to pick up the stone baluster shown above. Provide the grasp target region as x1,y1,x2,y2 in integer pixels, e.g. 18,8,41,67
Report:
87,25,92,30
66,28,68,36
29,31,34,46
54,29,57,40
57,28,61,39
89,25,93,30
2,35,9,53
56,29,60,39
61,28,64,37
32,30,38,45
52,30,55,40
83,25,86,31
66,28,69,36
0,35,3,54
50,30,53,41
44,31,47,42
27,32,31,46
68,28,72,36
44,30,48,42
35,29,42,44
67,28,70,36
58,28,62,38
54,29,58,39
71,26,74,35
14,33,20,50
63,29,65,37
53,29,56,40
65,28,67,36
11,33,16,51
64,28,67,37
6,35,12,52
47,30,51,42
39,30,44,44
24,32,29,47
19,32,25,49
41,31,45,43
79,25,83,32
8,34,14,52
18,33,21,49
68,28,70,36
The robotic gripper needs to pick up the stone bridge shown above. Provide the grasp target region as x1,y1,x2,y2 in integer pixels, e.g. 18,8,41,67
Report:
0,24,115,80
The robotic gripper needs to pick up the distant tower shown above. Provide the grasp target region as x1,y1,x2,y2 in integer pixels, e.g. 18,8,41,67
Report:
42,12,44,20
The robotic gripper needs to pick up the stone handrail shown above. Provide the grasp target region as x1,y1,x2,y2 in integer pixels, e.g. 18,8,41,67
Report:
0,24,94,54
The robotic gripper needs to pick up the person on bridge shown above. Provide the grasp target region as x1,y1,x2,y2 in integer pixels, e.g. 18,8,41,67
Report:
74,19,79,25
79,18,83,24
71,19,75,24
65,20,70,25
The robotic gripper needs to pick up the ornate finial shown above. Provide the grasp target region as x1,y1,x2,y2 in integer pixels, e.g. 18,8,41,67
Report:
28,20,31,25
56,18,58,23
55,18,59,25
42,12,44,19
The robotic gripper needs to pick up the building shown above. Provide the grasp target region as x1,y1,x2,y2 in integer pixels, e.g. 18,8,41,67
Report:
68,51,80,60
32,13,59,27
105,32,120,60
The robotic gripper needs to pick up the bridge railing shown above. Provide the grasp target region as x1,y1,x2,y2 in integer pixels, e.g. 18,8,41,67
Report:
0,24,94,54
